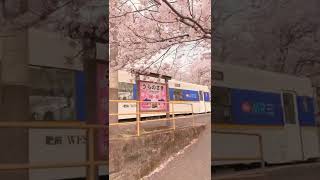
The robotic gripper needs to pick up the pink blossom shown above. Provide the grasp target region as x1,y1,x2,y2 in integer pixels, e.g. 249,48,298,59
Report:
110,0,211,74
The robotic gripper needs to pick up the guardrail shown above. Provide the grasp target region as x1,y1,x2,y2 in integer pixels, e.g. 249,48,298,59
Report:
212,131,265,168
0,122,107,180
109,100,196,136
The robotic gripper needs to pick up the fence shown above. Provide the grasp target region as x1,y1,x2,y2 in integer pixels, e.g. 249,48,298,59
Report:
0,101,199,179
0,121,108,180
109,100,196,136
212,131,265,168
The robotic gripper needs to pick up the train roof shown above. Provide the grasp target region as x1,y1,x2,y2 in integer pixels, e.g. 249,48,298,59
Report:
169,79,210,91
214,62,313,96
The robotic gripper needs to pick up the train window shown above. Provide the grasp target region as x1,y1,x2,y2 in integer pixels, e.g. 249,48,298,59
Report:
118,82,134,100
199,91,204,101
212,86,232,123
204,92,211,101
29,66,75,121
316,87,320,96
213,86,231,106
283,93,296,124
173,89,184,101
302,97,309,112
213,70,224,81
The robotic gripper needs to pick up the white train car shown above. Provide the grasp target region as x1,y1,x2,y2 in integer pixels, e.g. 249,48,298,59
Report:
212,62,320,166
115,70,211,120
26,28,108,179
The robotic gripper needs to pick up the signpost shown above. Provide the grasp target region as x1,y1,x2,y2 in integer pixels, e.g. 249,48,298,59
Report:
84,59,108,178
135,72,172,132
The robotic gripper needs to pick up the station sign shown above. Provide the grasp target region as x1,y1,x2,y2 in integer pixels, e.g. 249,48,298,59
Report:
138,80,168,112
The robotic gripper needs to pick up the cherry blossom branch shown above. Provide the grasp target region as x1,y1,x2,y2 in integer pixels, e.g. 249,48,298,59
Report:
141,46,172,73
10,0,73,32
109,4,157,18
126,24,190,43
160,0,211,36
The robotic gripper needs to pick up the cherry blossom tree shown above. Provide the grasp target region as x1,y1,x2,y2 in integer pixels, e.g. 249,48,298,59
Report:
1,0,212,85
178,51,210,86
215,0,320,78
110,0,211,81
1,0,107,60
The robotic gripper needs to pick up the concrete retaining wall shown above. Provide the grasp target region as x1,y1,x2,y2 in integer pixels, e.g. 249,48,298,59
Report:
109,125,206,180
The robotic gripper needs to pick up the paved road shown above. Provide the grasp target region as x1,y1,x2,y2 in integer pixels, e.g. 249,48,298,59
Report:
142,114,211,180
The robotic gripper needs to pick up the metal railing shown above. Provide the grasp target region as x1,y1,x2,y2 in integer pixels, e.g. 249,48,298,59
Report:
109,100,196,136
212,131,265,168
0,121,108,180
0,101,203,179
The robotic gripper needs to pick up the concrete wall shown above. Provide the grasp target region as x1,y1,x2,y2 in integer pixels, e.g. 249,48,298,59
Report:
109,125,206,180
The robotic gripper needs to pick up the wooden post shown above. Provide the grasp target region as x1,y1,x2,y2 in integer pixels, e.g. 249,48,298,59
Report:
204,99,207,113
136,75,141,136
259,135,265,168
87,128,95,180
136,101,140,136
192,104,195,127
172,102,175,130
84,59,98,180
84,59,108,179
165,79,170,127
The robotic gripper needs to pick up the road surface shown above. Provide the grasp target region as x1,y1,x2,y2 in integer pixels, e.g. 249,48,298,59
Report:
142,114,211,180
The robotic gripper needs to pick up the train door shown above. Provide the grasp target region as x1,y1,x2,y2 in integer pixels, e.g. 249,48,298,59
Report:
281,91,304,161
199,90,206,113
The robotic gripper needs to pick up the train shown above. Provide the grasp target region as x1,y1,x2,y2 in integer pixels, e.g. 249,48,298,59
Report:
25,28,211,179
112,70,211,121
25,29,108,180
212,62,320,166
